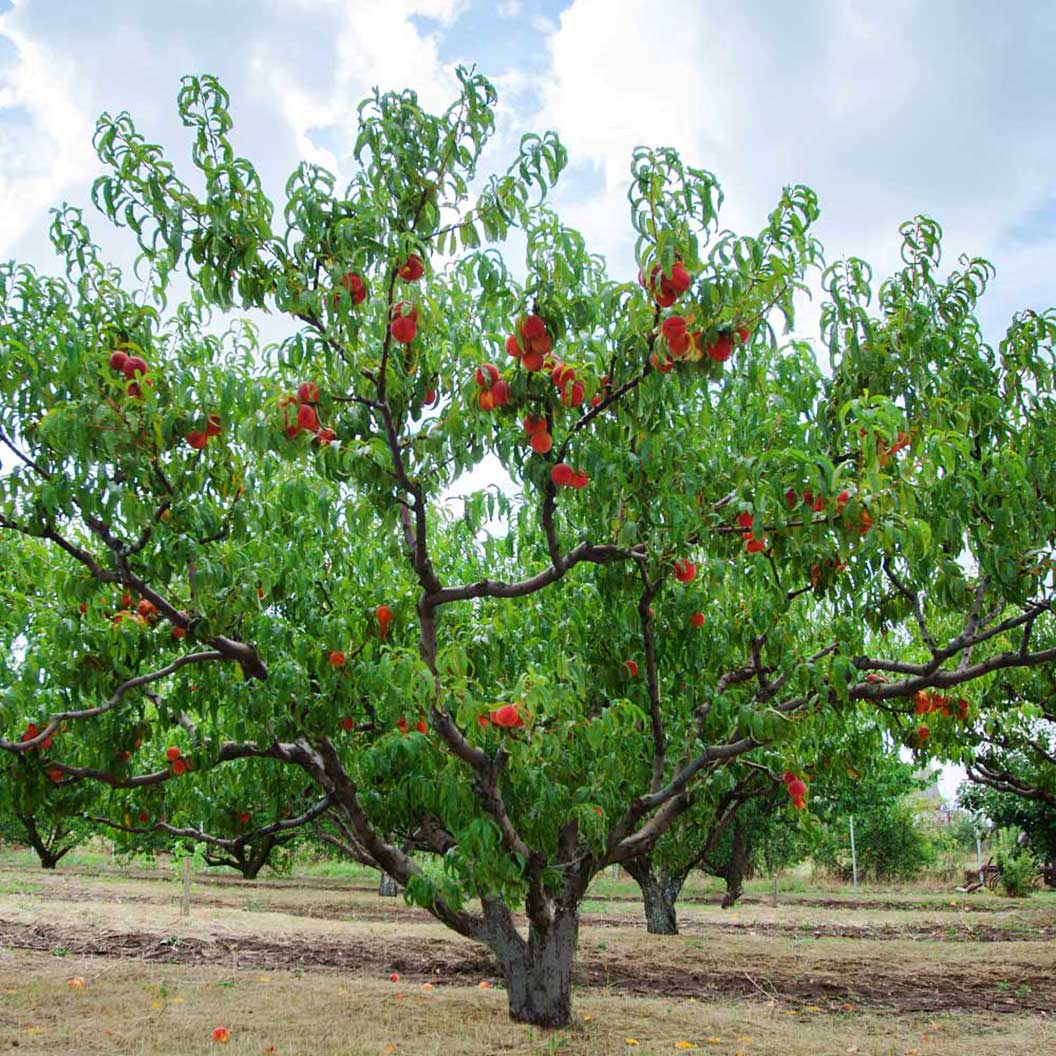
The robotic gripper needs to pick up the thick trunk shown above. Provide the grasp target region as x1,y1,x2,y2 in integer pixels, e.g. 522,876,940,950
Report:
241,858,264,880
18,814,62,870
487,905,579,1027
720,822,749,909
625,857,685,935
642,877,679,934
378,872,399,897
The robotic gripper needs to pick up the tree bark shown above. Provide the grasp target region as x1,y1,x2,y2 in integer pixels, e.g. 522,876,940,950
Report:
719,821,749,909
378,872,399,897
487,906,579,1027
17,813,66,870
624,857,685,935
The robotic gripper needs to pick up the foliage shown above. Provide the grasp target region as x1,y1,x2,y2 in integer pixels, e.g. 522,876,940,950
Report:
1,68,1055,1025
808,751,937,881
960,773,1056,863
995,846,1036,897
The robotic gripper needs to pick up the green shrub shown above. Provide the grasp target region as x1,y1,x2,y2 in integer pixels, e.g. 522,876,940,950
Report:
995,849,1035,898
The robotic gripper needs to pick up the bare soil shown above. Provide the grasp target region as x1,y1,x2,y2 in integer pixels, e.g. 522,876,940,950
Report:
5,881,1053,942
2,915,1053,1015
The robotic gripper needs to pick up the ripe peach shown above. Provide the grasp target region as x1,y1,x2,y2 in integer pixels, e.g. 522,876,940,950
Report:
561,380,585,407
165,746,182,762
474,363,500,388
690,612,705,628
397,254,425,281
624,659,639,677
390,314,416,343
109,350,129,372
661,316,687,341
489,704,525,728
339,271,367,304
520,314,546,341
550,362,575,389
530,431,553,454
672,559,696,583
706,334,733,362
329,650,346,668
297,403,318,432
551,463,574,487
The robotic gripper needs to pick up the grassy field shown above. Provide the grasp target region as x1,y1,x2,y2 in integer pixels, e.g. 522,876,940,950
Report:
1,848,1054,1055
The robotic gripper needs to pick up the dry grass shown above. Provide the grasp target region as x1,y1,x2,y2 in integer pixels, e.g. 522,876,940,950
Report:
2,950,1054,1056
1,855,1055,1055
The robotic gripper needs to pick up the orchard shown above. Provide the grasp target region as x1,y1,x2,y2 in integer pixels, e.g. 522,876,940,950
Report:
1,69,1055,1030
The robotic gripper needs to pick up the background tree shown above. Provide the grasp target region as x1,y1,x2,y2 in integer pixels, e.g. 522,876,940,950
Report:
1,71,1055,1028
808,755,938,882
0,753,99,868
98,758,331,879
959,771,1056,872
623,763,775,934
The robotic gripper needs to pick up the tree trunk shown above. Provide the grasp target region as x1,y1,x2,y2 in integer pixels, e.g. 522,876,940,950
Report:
17,814,62,870
241,858,264,880
378,872,399,897
624,857,685,935
720,822,749,909
489,907,578,1028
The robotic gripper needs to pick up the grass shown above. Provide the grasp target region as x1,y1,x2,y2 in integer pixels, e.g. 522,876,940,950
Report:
2,951,1054,1055
1,849,1055,1054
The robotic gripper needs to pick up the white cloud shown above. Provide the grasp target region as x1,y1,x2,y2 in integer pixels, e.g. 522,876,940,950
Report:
0,0,464,267
536,0,1056,332
0,15,95,254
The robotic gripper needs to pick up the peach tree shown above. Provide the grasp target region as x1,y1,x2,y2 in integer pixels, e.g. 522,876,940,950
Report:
2,70,1056,1027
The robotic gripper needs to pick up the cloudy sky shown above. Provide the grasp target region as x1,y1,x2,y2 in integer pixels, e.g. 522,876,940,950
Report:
2,0,1054,799
2,0,1054,336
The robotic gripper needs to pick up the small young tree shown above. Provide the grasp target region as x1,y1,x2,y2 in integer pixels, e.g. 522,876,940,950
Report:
808,751,936,882
98,758,330,879
0,754,99,868
2,71,1055,1027
960,768,1056,874
623,766,774,933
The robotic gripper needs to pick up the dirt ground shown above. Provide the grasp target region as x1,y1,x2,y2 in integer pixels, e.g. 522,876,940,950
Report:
1,855,1054,1055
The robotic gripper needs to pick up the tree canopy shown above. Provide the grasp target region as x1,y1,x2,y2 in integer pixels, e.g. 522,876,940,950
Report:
1,69,1055,1026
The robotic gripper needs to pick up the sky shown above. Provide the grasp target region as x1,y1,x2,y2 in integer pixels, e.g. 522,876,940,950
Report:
2,0,1055,801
